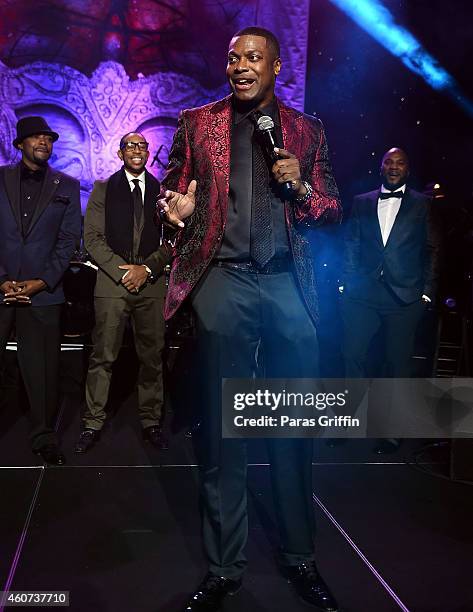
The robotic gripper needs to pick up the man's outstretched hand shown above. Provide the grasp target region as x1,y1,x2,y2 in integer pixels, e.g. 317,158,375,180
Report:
158,179,197,228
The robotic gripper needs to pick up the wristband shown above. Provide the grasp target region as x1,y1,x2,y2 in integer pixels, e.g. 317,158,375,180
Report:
295,181,313,203
142,265,154,282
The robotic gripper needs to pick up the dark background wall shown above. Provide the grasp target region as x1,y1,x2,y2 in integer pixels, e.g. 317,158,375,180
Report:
306,0,473,205
1,0,472,313
1,0,471,202
304,1,473,331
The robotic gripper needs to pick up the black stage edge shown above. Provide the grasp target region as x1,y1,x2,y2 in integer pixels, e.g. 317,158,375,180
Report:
1,350,473,611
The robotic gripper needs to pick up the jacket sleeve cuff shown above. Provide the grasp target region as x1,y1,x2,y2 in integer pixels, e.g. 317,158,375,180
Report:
143,246,172,279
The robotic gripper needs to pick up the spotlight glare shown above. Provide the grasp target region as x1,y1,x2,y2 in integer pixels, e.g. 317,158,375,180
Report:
329,0,450,88
328,0,473,116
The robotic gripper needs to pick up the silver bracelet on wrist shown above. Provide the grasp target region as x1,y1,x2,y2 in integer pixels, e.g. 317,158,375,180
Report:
142,264,154,282
294,181,313,203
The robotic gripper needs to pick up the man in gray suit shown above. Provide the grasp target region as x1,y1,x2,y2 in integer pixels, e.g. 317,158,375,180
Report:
75,132,172,453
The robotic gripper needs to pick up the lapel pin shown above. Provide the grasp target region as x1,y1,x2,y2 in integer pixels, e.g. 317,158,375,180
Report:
53,178,60,184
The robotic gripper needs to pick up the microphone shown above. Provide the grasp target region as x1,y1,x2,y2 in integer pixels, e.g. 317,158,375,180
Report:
255,114,295,197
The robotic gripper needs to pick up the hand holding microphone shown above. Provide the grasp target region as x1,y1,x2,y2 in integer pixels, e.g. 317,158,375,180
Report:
271,148,304,193
253,114,307,198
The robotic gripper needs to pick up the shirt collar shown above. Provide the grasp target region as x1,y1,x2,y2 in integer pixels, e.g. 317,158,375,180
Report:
232,97,280,126
380,183,406,195
124,169,145,184
20,161,46,181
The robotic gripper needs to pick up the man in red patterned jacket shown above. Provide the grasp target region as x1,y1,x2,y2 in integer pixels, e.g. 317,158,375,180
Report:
160,27,342,612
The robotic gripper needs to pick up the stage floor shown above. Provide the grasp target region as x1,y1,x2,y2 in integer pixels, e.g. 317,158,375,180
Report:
1,354,472,611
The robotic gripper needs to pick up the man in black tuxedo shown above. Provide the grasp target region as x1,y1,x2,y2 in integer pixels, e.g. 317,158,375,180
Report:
340,147,440,379
0,116,81,464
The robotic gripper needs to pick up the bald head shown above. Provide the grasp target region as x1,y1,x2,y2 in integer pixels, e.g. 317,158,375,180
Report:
381,148,409,190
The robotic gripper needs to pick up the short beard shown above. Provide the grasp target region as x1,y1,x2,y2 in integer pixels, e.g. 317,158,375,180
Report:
382,178,406,192
32,151,51,166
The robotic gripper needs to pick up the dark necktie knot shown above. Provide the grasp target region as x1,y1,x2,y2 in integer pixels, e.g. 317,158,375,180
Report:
379,190,403,200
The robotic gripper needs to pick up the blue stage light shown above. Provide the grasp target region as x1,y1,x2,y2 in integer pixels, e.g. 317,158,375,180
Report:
329,0,473,115
329,0,450,88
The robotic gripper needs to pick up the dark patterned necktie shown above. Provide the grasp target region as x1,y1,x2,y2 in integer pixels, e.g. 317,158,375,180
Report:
250,129,274,267
132,179,143,227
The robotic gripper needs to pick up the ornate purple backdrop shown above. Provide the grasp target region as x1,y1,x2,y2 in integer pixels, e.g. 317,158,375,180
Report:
0,0,310,212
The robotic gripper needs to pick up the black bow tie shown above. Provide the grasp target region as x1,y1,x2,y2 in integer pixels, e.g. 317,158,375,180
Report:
379,190,404,200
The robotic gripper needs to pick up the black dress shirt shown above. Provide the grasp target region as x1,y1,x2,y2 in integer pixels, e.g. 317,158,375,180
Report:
20,162,46,235
216,98,289,261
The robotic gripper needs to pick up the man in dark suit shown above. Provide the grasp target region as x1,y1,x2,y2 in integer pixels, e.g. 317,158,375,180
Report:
160,27,341,612
0,116,81,465
340,148,441,449
74,132,175,454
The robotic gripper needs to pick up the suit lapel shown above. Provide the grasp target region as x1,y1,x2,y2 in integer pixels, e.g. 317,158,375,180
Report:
369,192,384,247
277,99,304,213
2,164,22,231
26,165,61,236
278,99,303,160
143,170,159,230
207,96,232,217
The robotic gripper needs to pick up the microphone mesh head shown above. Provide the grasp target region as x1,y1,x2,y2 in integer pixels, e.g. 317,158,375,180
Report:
256,115,274,132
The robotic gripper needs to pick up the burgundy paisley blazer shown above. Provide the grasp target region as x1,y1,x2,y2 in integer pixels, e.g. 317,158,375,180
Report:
162,95,341,323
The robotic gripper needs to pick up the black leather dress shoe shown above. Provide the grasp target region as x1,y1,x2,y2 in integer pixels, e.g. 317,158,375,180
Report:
75,429,100,454
34,444,66,466
284,561,338,611
143,425,168,450
182,573,242,611
373,438,401,455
